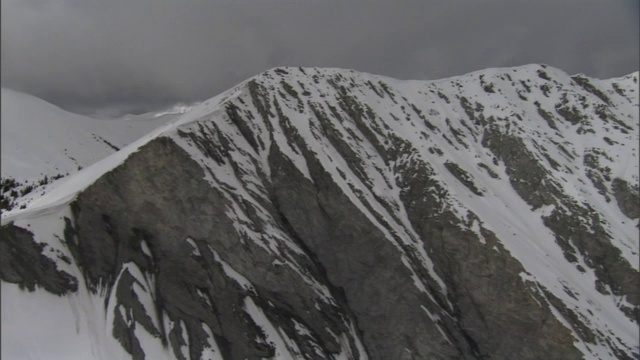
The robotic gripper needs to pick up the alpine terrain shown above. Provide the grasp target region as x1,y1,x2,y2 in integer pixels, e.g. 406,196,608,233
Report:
1,64,638,360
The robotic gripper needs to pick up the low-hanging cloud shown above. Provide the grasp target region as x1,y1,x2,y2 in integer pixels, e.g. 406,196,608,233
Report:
2,0,638,116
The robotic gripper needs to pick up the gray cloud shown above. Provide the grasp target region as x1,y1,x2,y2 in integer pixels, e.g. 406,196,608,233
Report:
2,0,638,116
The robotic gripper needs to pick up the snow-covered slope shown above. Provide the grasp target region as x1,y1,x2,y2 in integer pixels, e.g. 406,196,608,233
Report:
1,88,179,210
1,65,638,360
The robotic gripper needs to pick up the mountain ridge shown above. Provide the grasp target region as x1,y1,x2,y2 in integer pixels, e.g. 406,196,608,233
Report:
0,87,181,211
1,64,638,359
3,64,637,218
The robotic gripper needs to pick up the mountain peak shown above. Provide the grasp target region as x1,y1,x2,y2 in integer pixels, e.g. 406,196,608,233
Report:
1,65,638,359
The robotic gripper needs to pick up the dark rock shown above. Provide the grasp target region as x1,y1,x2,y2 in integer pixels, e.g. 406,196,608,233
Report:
0,224,78,295
612,178,639,219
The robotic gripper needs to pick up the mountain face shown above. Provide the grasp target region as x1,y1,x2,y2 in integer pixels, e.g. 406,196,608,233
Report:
1,65,638,360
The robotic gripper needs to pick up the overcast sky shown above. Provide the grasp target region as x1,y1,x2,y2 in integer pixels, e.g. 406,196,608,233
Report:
2,0,638,117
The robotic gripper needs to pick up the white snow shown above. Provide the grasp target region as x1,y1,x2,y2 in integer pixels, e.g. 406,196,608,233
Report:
200,322,224,360
186,237,202,256
209,246,256,294
242,297,301,360
1,282,131,360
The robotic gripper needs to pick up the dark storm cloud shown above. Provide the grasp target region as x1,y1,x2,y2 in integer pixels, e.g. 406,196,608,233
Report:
2,0,638,116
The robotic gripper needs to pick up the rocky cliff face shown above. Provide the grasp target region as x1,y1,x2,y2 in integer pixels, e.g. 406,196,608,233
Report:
1,65,638,359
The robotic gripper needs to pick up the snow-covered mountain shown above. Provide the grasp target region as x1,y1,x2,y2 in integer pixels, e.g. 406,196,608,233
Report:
0,88,180,210
1,64,638,359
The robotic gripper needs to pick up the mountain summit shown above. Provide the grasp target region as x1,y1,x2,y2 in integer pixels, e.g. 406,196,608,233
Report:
1,64,638,359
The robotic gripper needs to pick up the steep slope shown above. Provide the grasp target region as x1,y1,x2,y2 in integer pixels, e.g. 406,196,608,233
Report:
1,65,638,360
0,88,178,210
